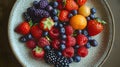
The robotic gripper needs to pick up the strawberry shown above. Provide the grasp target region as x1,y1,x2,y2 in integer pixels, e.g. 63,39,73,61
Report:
39,17,54,31
15,22,30,35
87,20,104,36
31,25,43,39
76,34,88,46
26,40,36,49
66,35,76,47
77,46,88,57
62,47,74,58
51,39,60,49
77,0,87,6
59,10,69,22
38,37,50,48
32,46,45,59
64,0,78,11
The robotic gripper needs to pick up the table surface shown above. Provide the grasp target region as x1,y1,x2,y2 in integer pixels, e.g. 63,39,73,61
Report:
0,0,120,67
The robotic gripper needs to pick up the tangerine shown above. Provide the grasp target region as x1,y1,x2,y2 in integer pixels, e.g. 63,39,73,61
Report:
70,15,87,30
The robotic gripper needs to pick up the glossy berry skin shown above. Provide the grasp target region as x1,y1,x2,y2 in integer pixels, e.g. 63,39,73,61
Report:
25,34,33,40
32,46,45,59
91,8,96,14
78,46,88,57
74,45,80,49
86,17,91,21
52,1,58,8
89,39,98,47
82,30,88,36
76,34,88,46
52,16,58,22
85,42,91,49
68,13,73,18
77,30,82,34
60,44,66,50
15,22,30,35
73,55,81,62
43,31,48,37
59,10,69,22
54,22,59,27
61,34,67,40
77,0,87,6
68,58,73,63
87,20,104,36
62,47,74,58
90,14,95,19
52,9,58,16
26,40,36,49
71,10,78,15
46,5,53,11
44,45,51,51
58,23,63,28
61,40,66,44
19,36,27,42
56,51,62,57
60,27,65,34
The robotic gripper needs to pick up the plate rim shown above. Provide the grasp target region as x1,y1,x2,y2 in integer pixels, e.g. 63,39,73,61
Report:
8,0,115,67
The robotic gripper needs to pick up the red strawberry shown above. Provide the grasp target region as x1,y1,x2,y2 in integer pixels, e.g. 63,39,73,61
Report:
62,47,74,58
65,25,74,35
31,25,42,39
65,0,78,11
59,10,69,22
76,34,88,46
66,35,76,47
87,20,104,36
26,40,36,49
77,0,87,6
15,22,30,35
32,46,45,59
49,27,60,39
38,37,50,48
78,46,88,57
51,39,60,49
39,17,54,31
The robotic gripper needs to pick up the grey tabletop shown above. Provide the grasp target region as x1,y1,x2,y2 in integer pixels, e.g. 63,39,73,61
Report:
0,0,120,67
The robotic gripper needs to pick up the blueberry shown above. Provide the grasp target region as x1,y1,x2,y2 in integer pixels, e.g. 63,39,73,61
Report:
61,34,67,40
61,40,66,44
52,9,58,15
19,36,27,42
89,39,98,47
71,10,77,15
33,1,38,7
90,14,95,19
82,30,88,36
53,16,58,21
60,44,66,50
56,51,62,57
86,17,91,21
68,58,73,63
43,31,48,36
85,42,91,49
59,23,63,28
74,45,80,49
87,36,93,41
54,22,59,27
62,22,68,26
68,13,73,18
78,30,82,34
25,34,33,40
60,27,65,34
52,1,58,8
73,55,81,62
44,45,51,51
91,8,96,14
46,5,53,11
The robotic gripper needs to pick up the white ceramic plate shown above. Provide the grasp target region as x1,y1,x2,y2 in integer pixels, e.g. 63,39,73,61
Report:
8,0,115,67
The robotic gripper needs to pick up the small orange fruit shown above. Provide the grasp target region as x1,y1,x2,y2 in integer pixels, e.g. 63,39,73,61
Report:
78,5,90,17
70,15,87,30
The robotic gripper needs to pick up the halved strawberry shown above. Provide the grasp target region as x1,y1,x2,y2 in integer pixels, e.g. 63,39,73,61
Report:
15,21,30,35
39,17,54,31
59,10,69,22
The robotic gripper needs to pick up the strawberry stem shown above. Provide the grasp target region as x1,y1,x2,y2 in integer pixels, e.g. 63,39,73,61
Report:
95,17,107,24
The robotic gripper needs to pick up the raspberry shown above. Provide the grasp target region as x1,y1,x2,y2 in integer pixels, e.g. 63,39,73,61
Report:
38,37,50,48
65,25,74,35
55,56,69,67
49,27,60,39
76,34,88,46
62,47,74,58
78,46,88,57
66,36,76,47
31,25,43,39
51,39,60,49
38,0,48,9
44,50,57,64
26,40,36,49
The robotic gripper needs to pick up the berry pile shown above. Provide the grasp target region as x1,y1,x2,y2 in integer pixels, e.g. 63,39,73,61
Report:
15,0,106,67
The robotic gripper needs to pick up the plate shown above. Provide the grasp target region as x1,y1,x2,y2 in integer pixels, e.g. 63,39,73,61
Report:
8,0,115,67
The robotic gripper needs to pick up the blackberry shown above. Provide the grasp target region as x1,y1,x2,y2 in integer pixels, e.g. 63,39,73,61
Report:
55,56,69,67
23,12,31,22
38,0,48,9
44,50,57,64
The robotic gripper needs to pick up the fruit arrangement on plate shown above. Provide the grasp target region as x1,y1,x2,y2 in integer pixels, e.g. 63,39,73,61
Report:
15,0,106,67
